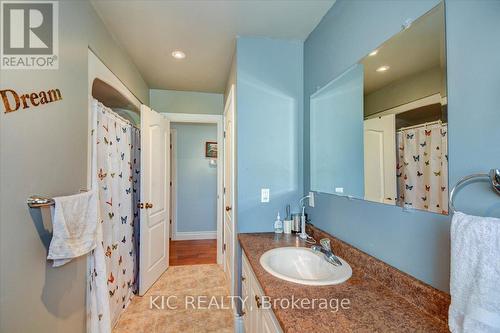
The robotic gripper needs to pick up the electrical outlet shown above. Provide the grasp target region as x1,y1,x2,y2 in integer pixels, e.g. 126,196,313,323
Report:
335,187,344,194
308,192,315,207
261,188,270,203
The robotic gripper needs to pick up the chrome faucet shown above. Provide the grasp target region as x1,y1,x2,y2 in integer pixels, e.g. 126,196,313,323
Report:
311,238,342,266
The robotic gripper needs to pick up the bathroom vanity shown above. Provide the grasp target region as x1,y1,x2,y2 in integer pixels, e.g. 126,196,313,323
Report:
239,225,450,332
242,251,283,333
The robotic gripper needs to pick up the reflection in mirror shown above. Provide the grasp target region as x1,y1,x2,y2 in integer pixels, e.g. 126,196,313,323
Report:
310,2,448,215
310,64,364,196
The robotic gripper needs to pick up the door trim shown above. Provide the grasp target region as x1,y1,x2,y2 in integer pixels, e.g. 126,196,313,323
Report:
162,112,224,265
170,128,177,240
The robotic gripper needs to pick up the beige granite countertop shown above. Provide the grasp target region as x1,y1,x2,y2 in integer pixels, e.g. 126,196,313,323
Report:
239,231,450,333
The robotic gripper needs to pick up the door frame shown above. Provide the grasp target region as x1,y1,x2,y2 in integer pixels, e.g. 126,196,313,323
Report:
169,128,177,240
162,113,224,265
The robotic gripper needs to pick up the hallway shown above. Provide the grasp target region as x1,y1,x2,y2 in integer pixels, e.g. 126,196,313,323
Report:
113,264,233,333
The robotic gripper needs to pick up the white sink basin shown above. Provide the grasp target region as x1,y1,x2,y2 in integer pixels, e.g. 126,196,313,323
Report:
259,247,352,286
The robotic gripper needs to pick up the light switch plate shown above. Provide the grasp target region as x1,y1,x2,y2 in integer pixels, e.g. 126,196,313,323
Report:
261,188,270,203
308,192,315,207
335,187,344,194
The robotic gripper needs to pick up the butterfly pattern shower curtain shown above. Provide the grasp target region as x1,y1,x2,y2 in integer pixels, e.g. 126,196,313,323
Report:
89,100,140,329
397,123,448,214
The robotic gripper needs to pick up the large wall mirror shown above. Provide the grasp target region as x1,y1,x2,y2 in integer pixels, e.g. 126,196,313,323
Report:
310,2,448,215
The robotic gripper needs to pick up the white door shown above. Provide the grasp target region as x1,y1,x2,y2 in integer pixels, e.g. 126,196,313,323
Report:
139,104,170,295
363,114,397,205
223,86,235,288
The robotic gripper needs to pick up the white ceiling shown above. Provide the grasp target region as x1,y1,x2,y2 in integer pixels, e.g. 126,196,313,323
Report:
91,0,335,93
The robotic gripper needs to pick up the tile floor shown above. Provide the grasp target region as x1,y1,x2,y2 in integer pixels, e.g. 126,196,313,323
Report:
113,265,234,333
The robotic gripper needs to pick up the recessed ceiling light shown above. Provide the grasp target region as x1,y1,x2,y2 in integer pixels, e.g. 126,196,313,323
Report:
376,65,390,72
171,50,186,60
369,50,378,56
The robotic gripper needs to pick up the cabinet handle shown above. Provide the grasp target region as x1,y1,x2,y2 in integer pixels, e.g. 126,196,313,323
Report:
145,203,153,209
241,276,246,282
226,206,232,211
255,295,262,308
241,310,246,316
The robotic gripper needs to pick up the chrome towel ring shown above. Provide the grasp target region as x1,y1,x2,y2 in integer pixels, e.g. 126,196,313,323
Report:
449,169,500,213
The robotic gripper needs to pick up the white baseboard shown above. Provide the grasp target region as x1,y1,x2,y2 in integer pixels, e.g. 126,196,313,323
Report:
173,231,217,240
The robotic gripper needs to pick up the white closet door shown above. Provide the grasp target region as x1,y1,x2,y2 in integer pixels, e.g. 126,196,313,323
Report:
139,104,170,295
364,114,397,205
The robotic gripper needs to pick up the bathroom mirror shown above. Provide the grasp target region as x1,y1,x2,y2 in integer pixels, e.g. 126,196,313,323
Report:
310,3,448,215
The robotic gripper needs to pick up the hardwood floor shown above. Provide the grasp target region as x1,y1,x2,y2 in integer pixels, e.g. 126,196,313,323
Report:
169,239,217,266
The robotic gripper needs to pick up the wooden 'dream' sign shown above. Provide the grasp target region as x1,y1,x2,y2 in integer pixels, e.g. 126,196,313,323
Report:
1,88,63,113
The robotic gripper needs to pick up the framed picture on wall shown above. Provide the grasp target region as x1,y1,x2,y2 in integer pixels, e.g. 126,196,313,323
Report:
205,141,217,158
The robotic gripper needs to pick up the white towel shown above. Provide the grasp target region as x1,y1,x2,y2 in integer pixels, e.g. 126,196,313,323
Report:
47,190,98,267
449,211,500,333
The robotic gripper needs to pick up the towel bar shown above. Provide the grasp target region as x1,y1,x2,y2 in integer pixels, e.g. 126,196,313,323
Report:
449,169,500,213
27,189,90,208
27,195,55,208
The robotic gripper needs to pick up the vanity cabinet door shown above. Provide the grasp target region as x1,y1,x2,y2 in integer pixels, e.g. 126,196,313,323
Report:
253,285,282,333
241,266,251,332
242,252,282,333
242,253,256,332
262,308,282,333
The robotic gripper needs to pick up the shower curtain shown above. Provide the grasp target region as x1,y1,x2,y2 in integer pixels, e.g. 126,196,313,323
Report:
88,99,140,331
397,122,448,214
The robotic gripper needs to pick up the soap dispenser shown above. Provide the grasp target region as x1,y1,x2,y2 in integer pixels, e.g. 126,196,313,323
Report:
274,212,283,234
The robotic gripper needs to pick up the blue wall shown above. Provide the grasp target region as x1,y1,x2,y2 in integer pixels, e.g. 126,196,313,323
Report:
236,37,304,232
304,0,500,292
172,123,218,233
310,64,364,197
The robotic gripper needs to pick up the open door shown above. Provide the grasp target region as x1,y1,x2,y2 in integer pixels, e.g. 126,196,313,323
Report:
363,114,397,205
139,104,170,295
223,86,235,291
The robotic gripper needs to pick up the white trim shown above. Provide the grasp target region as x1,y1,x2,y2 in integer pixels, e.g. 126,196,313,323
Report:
170,129,177,240
165,112,221,124
365,93,446,120
173,231,217,241
163,112,224,265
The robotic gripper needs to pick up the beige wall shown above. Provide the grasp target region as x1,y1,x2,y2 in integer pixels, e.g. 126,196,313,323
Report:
0,1,148,332
150,89,223,115
364,66,445,116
